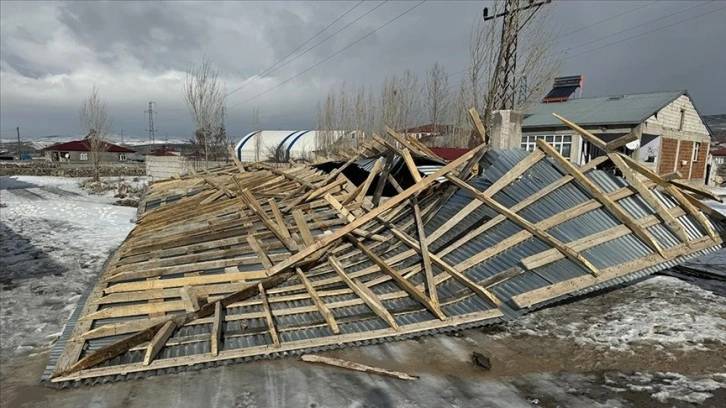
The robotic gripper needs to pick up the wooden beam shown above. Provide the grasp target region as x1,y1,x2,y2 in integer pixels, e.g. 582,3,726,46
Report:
401,148,422,183
300,355,418,381
268,198,291,240
258,283,280,347
203,176,236,198
605,133,638,150
211,302,223,356
142,320,176,366
412,200,438,307
468,108,487,145
292,209,315,246
295,268,340,334
328,255,400,330
247,236,274,271
385,126,431,158
390,228,502,306
227,145,246,173
447,173,601,276
537,139,665,257
350,238,445,320
180,285,200,312
240,189,299,251
349,156,384,205
608,153,690,244
372,151,395,207
264,145,484,277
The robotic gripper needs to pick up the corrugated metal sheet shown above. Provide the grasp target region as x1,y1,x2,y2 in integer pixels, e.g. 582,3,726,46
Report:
44,148,724,386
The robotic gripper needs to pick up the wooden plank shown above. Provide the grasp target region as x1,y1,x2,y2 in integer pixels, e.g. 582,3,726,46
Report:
465,109,486,145
240,189,299,251
226,145,246,173
537,139,665,257
300,355,418,381
385,126,430,158
350,238,445,320
293,209,315,246
257,283,280,347
180,285,200,312
350,156,384,205
412,200,438,307
405,134,441,159
247,236,274,271
268,198,291,240
605,133,638,150
401,148,422,183
328,255,400,330
264,146,483,276
447,173,601,276
211,302,223,356
295,268,340,334
143,321,176,366
203,176,236,198
608,153,690,244
372,151,395,207
390,228,502,306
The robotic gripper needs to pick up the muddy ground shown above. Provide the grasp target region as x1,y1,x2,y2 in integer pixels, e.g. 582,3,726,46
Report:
1,175,724,407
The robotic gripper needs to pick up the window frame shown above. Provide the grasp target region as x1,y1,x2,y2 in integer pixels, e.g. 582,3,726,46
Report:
520,134,572,157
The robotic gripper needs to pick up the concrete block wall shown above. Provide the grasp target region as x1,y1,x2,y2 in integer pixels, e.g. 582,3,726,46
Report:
146,156,230,182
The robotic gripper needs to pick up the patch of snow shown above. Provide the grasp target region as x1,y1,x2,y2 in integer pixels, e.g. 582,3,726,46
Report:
496,276,726,353
0,175,137,358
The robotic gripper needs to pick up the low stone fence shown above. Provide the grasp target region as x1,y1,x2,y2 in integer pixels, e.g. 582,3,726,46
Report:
0,162,145,177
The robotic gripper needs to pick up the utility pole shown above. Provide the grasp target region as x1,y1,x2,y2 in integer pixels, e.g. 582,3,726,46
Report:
484,0,551,111
120,129,125,144
16,127,21,160
145,101,157,143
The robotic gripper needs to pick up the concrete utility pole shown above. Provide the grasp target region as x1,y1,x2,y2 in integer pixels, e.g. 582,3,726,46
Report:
145,101,157,143
120,129,125,144
484,0,551,111
16,126,21,160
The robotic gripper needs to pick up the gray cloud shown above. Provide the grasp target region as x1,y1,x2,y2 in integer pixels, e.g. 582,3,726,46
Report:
1,0,724,143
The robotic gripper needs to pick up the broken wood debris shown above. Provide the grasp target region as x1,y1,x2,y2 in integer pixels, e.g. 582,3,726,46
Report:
300,355,419,381
46,111,725,386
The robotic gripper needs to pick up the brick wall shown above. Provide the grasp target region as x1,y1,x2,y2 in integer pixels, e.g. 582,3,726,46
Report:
658,138,678,174
690,142,709,179
676,140,693,177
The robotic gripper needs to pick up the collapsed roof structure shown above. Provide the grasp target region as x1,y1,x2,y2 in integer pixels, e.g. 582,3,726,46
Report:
45,113,725,387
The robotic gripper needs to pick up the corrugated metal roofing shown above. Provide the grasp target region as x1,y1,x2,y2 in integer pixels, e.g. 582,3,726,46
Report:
523,90,685,128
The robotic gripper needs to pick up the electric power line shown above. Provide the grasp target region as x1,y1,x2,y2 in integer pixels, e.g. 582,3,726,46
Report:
565,4,726,60
227,0,427,111
559,0,713,54
225,0,388,96
225,1,367,97
558,0,661,38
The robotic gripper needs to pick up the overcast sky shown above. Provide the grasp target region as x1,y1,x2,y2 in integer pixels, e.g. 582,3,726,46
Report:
1,0,724,143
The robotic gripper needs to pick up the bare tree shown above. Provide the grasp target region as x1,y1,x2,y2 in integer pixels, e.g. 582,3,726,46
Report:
466,0,560,146
183,57,226,163
79,85,112,182
425,62,450,135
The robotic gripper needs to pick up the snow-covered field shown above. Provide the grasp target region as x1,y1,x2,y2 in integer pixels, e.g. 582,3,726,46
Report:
0,175,724,407
0,176,139,358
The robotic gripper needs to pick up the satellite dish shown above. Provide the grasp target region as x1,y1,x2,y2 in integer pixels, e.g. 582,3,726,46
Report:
625,139,640,150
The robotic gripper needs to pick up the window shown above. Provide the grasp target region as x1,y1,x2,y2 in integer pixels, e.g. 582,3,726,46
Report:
119,154,127,161
520,134,572,157
679,109,685,131
79,153,88,161
692,142,700,161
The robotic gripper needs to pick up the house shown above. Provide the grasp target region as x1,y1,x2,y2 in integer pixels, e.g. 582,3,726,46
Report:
520,90,712,185
709,147,726,186
42,140,136,163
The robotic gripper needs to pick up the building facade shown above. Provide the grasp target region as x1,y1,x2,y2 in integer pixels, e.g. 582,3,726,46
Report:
520,90,712,185
42,140,136,163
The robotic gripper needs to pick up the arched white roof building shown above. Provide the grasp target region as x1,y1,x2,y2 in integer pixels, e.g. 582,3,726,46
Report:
234,130,351,162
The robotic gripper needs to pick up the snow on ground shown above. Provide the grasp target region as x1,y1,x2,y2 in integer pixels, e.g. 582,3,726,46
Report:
604,372,726,405
495,275,726,353
0,175,138,359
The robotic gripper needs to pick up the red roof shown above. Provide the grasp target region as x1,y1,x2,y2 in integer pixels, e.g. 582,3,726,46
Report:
711,148,726,156
429,147,471,161
43,140,135,153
